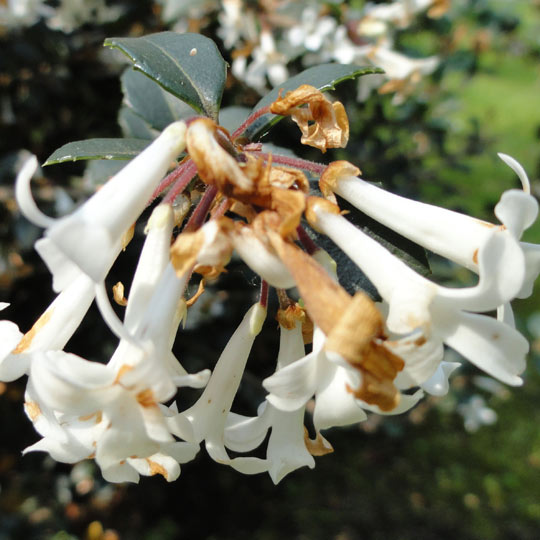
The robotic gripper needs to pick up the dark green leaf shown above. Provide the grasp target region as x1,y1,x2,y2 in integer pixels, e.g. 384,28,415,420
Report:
121,68,197,132
85,160,128,185
118,107,155,140
43,138,151,166
239,64,384,141
218,105,251,133
104,32,227,120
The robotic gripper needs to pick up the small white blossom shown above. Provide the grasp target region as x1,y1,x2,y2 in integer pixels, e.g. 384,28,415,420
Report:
225,320,318,484
168,303,269,474
232,31,288,93
457,395,497,433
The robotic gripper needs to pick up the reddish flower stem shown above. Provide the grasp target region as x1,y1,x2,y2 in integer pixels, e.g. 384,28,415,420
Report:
259,280,269,308
211,197,230,220
231,105,271,140
255,152,327,175
296,226,319,255
162,160,198,204
184,185,218,232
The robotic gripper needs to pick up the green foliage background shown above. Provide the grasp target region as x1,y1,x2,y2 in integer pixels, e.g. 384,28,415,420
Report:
1,1,540,539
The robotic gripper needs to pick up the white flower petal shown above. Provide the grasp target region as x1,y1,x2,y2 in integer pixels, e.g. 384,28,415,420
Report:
206,438,269,474
264,351,319,412
31,351,118,414
14,155,55,228
494,190,538,240
498,152,531,193
101,461,141,483
313,363,368,430
0,321,25,381
124,203,175,333
391,333,445,389
224,410,271,453
266,406,314,484
442,310,528,386
421,361,461,396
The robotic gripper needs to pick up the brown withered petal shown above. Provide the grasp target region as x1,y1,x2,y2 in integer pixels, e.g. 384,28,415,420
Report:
186,118,254,194
171,218,233,279
229,201,258,222
378,78,407,95
304,196,341,234
301,314,314,345
319,161,361,204
270,188,306,238
193,264,227,281
268,166,310,192
325,292,384,360
170,228,204,278
267,231,350,336
325,292,405,412
346,368,401,412
270,85,349,152
303,427,334,456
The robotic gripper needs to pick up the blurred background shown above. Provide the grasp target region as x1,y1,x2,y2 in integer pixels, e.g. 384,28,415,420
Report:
1,1,540,538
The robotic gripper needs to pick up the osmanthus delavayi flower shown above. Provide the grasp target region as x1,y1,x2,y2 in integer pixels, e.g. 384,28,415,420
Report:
6,72,539,484
305,196,529,388
167,302,270,474
23,204,210,482
262,254,424,428
224,304,333,484
16,121,187,291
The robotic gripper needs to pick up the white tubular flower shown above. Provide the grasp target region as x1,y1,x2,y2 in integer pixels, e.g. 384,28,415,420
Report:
123,203,176,334
234,31,288,93
16,121,187,291
363,0,438,27
24,385,197,484
368,46,438,81
286,6,337,52
217,0,257,49
0,273,95,382
110,261,210,397
309,202,529,387
225,313,322,484
264,326,422,431
28,349,198,482
168,303,269,474
327,155,539,299
457,395,497,433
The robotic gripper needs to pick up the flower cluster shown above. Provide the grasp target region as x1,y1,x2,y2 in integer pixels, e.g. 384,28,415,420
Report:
157,0,445,101
2,84,538,484
0,0,124,32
